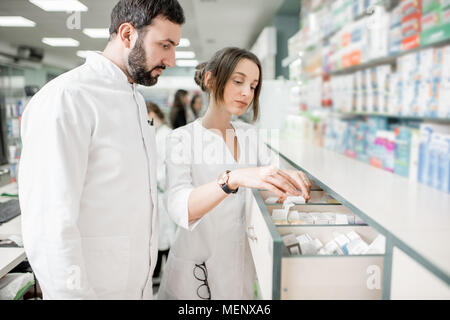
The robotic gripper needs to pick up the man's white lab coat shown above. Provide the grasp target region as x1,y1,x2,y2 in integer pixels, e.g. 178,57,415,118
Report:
18,52,158,299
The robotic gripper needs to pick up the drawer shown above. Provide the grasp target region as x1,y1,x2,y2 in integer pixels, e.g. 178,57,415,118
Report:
245,187,282,300
278,226,384,300
246,188,385,300
259,190,365,225
310,180,322,190
259,190,340,205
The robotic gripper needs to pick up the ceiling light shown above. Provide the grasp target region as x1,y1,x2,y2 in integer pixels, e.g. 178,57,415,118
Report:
82,28,110,39
42,37,80,47
178,38,190,47
29,0,88,12
176,59,198,67
175,51,195,59
0,16,36,27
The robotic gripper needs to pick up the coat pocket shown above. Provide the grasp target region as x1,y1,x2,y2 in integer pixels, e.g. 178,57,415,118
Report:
160,254,207,300
81,236,131,298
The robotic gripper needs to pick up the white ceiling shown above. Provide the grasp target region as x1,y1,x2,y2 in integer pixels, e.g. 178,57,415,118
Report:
0,0,284,70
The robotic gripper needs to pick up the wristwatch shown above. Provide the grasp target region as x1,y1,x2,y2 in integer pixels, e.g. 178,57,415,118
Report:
217,170,239,194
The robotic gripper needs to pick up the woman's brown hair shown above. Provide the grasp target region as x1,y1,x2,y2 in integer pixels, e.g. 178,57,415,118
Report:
146,101,166,124
194,47,262,122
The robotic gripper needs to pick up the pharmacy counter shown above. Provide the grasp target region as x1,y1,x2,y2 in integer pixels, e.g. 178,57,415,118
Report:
259,138,450,299
0,183,21,240
0,248,25,279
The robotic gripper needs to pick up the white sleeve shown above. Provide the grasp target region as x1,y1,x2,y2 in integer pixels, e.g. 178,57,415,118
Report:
19,87,97,299
164,131,203,231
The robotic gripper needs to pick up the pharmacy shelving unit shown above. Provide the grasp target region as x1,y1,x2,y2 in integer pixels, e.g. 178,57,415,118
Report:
284,2,450,123
244,137,450,300
328,37,450,76
332,111,450,124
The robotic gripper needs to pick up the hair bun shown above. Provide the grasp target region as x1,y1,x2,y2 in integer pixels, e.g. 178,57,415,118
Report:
194,62,207,91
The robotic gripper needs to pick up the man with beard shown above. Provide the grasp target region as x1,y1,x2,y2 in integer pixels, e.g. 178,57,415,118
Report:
18,0,184,299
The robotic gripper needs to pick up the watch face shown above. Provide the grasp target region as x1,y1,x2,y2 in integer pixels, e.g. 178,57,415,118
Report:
217,173,225,185
217,172,228,185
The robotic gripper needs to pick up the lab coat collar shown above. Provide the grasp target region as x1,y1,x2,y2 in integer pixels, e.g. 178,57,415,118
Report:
85,51,135,88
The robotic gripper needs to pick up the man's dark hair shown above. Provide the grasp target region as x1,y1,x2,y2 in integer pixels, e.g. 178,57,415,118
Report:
109,0,185,37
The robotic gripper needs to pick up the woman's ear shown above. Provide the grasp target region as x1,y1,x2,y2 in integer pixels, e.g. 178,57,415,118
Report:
204,71,213,91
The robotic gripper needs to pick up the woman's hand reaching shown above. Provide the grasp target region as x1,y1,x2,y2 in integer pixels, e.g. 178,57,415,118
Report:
228,166,312,202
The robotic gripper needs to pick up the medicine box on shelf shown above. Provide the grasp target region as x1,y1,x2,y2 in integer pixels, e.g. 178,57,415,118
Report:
268,204,364,225
245,188,385,300
260,190,340,205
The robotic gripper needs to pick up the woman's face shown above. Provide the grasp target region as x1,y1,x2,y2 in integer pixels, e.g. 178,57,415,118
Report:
221,58,259,116
193,96,203,112
182,94,189,106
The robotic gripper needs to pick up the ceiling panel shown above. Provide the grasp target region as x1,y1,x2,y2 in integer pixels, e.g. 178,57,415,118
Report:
0,0,284,70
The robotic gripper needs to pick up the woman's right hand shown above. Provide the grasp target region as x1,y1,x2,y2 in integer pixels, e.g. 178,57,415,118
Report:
228,166,303,200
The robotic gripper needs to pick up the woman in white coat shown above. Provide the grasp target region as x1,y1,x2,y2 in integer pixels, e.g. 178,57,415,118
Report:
157,47,312,300
146,101,177,281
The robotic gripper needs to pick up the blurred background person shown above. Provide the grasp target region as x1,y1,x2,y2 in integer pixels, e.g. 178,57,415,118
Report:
146,101,177,287
169,89,189,129
187,93,203,122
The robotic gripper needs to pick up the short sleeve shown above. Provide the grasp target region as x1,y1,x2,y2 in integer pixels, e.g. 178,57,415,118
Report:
164,130,203,230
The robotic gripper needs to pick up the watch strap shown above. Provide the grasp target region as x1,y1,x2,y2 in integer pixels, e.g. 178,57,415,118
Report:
221,182,239,194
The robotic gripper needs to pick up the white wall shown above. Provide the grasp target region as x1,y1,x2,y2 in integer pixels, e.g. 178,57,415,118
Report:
257,79,297,130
